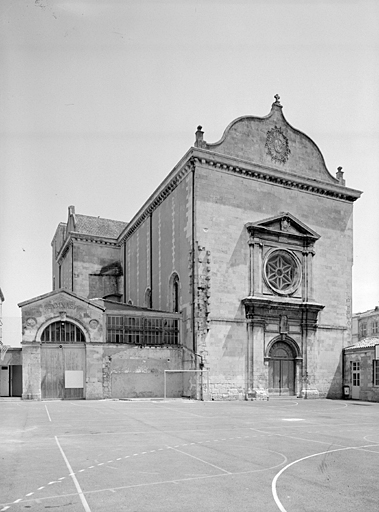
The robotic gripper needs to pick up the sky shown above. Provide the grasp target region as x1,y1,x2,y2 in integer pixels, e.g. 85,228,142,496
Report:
1,0,378,346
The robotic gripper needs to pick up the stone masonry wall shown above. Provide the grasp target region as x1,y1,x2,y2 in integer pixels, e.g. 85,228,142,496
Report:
344,349,379,402
194,163,354,399
102,345,186,399
73,242,122,299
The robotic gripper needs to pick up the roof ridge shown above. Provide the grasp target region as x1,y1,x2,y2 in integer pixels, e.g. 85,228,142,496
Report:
75,213,127,223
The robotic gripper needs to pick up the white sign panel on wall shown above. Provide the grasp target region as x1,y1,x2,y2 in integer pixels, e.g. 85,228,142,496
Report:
65,370,84,389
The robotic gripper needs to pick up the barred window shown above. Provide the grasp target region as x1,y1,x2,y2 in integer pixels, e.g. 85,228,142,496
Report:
107,316,124,343
41,321,85,343
373,360,379,386
107,315,179,345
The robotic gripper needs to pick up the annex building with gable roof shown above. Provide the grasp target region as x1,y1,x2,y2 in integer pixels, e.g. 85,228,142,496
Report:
17,96,362,401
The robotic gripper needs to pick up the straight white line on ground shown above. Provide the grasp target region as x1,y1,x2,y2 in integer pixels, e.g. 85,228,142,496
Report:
352,445,379,455
54,436,92,512
54,421,379,438
151,402,207,418
9,455,288,508
45,405,52,422
274,433,347,447
168,446,232,474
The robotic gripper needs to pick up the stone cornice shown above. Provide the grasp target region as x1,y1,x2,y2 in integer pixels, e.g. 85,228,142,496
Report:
117,146,361,245
56,233,121,264
193,148,362,203
242,295,325,312
118,149,195,243
18,289,106,310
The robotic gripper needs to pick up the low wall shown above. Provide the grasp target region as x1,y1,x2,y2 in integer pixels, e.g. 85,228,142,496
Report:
102,344,195,399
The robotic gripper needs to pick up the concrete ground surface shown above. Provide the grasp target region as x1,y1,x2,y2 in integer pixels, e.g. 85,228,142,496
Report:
0,398,378,512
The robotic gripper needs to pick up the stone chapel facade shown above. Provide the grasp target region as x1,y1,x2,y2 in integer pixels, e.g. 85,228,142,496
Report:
19,96,361,400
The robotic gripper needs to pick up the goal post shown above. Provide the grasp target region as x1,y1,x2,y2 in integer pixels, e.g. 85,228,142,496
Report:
164,369,209,400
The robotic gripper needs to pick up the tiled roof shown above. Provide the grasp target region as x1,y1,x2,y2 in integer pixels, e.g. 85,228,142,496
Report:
353,307,379,318
74,215,128,239
345,337,379,351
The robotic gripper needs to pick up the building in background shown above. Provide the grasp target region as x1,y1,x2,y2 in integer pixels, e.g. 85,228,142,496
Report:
344,306,379,402
19,96,362,400
344,339,379,402
351,306,379,344
1,289,23,398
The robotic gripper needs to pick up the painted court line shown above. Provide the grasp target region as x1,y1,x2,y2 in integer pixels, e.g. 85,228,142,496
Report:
15,455,289,507
274,432,346,447
169,446,232,474
271,443,379,512
54,436,92,512
45,405,52,422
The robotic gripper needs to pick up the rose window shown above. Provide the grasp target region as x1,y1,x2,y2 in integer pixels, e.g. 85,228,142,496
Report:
264,250,301,295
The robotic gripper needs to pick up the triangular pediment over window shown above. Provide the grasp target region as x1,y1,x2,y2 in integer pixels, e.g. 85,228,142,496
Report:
246,213,320,244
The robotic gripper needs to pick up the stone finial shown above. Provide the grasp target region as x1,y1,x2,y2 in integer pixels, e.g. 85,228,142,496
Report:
195,125,206,148
336,166,345,186
273,94,282,107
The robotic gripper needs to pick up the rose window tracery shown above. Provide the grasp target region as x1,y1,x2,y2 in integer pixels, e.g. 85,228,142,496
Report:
264,250,301,295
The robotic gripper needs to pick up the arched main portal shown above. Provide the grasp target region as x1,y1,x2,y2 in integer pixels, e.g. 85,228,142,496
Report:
268,340,296,396
40,320,86,400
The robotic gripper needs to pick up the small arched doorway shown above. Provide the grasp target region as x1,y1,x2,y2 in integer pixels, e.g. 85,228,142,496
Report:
268,341,296,396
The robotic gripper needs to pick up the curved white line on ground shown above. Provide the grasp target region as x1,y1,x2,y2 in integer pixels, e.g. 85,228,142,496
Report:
266,399,299,409
272,446,355,512
325,402,348,410
363,434,379,443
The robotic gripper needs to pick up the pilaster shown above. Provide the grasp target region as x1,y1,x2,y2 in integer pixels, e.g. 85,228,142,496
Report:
21,343,41,400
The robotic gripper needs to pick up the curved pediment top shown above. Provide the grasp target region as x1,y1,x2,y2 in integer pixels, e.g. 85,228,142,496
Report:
195,96,338,185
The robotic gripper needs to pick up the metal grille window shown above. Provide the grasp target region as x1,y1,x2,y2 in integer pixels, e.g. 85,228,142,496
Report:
107,316,179,345
41,321,85,343
373,360,379,386
107,316,124,343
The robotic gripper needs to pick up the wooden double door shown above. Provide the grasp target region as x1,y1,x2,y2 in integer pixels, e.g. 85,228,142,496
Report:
268,341,295,396
41,345,85,399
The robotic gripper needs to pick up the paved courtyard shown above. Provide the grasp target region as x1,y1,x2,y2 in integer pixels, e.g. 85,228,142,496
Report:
1,398,378,511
